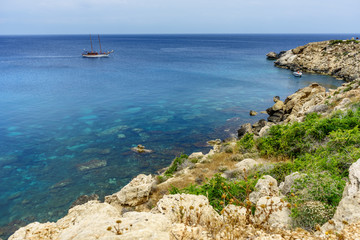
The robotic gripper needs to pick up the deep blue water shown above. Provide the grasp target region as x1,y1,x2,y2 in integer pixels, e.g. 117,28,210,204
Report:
0,34,352,236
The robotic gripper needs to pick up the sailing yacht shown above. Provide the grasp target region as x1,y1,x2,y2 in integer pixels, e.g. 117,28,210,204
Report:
82,34,113,58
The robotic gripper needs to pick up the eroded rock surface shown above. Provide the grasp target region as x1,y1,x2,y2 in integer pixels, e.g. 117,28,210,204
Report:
105,174,155,207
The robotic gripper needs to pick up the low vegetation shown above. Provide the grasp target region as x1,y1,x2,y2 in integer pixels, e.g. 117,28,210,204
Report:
329,39,359,45
169,104,360,231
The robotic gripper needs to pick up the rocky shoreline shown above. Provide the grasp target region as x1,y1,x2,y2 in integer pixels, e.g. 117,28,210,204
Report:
267,39,360,81
8,41,360,239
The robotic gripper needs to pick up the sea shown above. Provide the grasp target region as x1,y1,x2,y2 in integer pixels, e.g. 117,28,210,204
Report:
0,34,353,237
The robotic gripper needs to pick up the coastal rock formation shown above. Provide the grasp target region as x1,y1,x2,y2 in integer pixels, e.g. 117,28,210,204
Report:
279,172,303,195
234,158,259,173
9,201,172,240
152,194,221,227
131,144,153,153
322,158,360,231
237,123,253,138
188,152,204,160
249,110,258,116
254,196,292,229
105,174,155,207
249,175,280,204
273,40,360,81
283,83,327,122
69,194,99,209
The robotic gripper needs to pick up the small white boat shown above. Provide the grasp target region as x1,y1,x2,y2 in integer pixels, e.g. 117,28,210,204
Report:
293,71,302,77
82,34,113,58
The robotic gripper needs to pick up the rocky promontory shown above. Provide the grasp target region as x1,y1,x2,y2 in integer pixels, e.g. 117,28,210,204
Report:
271,39,360,81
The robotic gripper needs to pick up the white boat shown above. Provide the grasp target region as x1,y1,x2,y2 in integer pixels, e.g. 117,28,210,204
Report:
293,71,302,77
82,34,113,58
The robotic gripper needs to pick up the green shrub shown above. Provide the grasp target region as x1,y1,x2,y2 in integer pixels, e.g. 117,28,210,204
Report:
329,39,344,45
164,154,188,176
237,133,255,152
170,174,257,212
288,172,345,230
256,162,295,183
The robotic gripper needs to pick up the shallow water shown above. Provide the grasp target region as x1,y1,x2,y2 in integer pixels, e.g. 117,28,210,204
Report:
0,34,350,236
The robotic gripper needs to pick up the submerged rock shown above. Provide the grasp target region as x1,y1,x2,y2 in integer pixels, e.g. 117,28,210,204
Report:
50,179,72,190
83,148,111,155
76,159,107,171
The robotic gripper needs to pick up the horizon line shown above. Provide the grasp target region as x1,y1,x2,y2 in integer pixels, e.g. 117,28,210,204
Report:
1,32,360,37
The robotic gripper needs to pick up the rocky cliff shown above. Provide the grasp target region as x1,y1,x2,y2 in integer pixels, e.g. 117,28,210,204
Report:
273,39,360,81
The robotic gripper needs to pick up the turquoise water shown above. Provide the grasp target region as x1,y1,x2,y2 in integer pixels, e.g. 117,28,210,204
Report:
0,34,348,237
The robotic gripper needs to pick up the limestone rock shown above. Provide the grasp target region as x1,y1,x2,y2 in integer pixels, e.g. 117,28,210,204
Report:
131,144,153,153
279,172,303,195
283,83,326,122
322,159,360,232
70,194,99,209
252,119,267,134
305,104,329,114
249,175,279,204
238,123,253,138
170,223,209,240
334,98,352,111
345,158,360,197
105,174,155,207
235,158,259,174
9,201,122,240
151,194,221,227
250,110,258,116
274,40,360,82
258,125,271,137
188,152,204,160
222,204,247,220
266,51,278,59
254,196,292,229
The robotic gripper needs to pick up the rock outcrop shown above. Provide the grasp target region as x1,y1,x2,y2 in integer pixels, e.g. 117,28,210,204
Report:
273,40,360,81
279,172,303,195
249,175,280,204
322,158,360,232
152,194,221,227
9,201,172,240
254,196,292,229
105,174,155,208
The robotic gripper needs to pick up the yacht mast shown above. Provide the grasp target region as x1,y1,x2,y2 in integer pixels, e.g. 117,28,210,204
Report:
90,34,94,53
98,34,102,53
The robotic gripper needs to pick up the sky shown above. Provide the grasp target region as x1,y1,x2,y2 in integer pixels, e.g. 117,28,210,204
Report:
0,0,359,34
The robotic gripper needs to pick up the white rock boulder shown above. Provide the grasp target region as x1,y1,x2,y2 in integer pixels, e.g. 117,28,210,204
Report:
322,158,360,231
151,194,221,227
254,196,292,229
105,174,156,207
249,175,279,204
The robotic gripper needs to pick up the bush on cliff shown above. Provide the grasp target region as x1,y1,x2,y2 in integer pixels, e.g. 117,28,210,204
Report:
170,173,257,212
164,154,189,176
170,106,360,231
